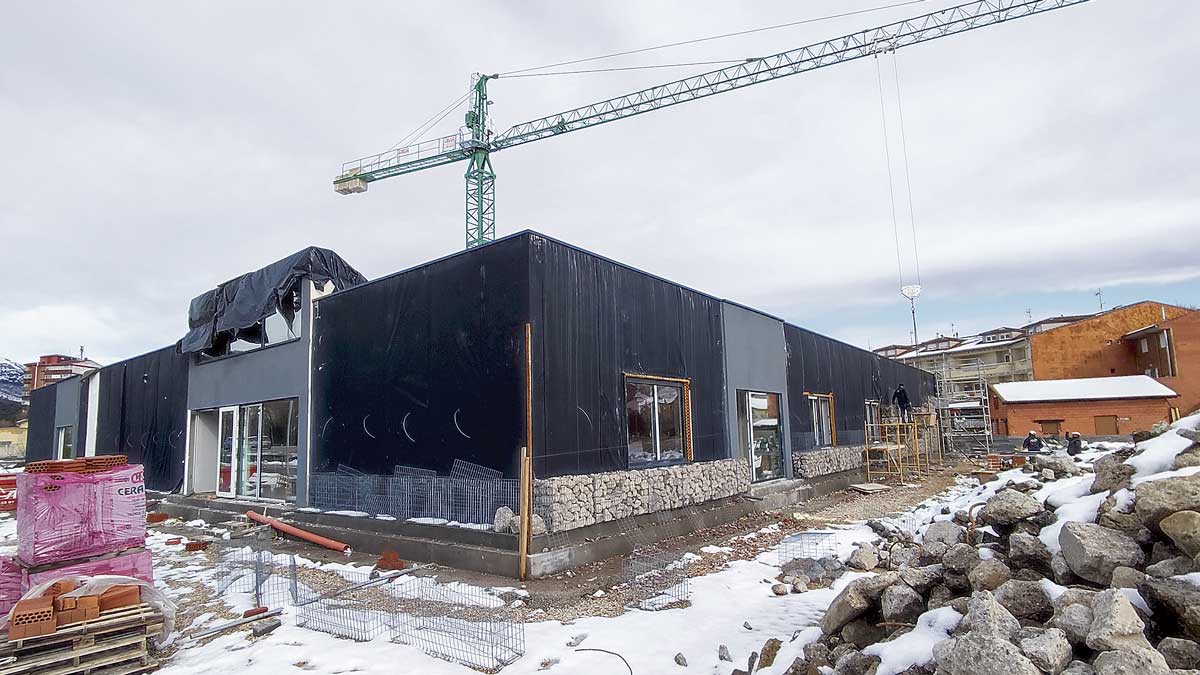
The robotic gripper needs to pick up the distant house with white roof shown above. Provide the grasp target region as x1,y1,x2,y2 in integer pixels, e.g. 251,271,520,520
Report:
989,375,1177,437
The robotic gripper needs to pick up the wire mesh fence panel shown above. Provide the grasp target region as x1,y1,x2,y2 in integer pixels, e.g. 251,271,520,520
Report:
336,464,365,476
294,567,393,643
390,577,525,671
622,550,691,611
394,465,437,477
449,459,504,482
778,530,838,566
214,544,297,610
309,472,519,527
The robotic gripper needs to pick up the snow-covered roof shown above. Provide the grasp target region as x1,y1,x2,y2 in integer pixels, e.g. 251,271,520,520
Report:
897,335,1025,360
992,375,1177,403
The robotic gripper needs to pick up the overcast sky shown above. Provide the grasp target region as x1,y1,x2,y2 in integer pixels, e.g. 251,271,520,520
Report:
2,1,1197,365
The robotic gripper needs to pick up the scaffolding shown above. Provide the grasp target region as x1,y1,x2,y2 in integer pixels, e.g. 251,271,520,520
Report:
864,402,940,482
934,357,993,455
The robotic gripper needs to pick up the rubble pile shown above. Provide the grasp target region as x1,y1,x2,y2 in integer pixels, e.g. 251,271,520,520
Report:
752,419,1200,675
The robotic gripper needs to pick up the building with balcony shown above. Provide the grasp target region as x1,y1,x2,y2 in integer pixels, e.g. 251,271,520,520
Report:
22,354,100,404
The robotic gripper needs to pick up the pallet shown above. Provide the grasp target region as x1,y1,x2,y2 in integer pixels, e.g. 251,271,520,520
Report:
0,605,162,675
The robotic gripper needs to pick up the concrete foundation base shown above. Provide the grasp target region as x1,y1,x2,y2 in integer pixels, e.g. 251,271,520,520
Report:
157,466,868,579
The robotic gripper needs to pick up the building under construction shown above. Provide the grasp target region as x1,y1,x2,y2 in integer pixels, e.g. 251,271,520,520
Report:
26,232,934,514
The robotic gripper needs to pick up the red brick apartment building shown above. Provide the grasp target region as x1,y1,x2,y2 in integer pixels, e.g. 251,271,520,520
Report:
22,355,100,403
1027,301,1200,418
990,375,1177,437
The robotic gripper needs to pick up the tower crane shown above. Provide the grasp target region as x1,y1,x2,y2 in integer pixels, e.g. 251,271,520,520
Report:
334,0,1090,249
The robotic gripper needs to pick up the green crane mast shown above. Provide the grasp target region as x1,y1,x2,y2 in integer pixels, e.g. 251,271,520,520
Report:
334,0,1091,250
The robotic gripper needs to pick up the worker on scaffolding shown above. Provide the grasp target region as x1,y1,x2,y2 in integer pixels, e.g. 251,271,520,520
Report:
1066,431,1084,456
1022,430,1045,452
892,384,912,422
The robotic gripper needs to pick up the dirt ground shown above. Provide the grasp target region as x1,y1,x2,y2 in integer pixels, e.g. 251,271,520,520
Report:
152,460,978,625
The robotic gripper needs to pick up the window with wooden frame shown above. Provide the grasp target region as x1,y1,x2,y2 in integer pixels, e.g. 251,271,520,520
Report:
807,392,836,447
624,374,692,469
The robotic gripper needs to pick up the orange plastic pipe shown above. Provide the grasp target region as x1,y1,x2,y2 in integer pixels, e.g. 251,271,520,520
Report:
246,510,351,553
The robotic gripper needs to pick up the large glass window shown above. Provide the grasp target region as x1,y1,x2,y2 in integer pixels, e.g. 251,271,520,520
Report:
259,399,299,501
626,377,688,468
55,426,75,459
216,398,299,501
810,394,834,447
738,391,783,482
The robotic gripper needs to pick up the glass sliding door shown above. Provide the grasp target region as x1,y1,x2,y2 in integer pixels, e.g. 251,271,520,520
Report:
738,391,783,482
217,407,238,497
237,404,262,499
259,399,299,501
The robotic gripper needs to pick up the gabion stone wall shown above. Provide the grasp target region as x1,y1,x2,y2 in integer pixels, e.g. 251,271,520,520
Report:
792,446,866,479
534,458,750,532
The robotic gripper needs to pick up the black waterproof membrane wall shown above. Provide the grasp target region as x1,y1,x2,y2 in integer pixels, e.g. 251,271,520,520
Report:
529,235,726,477
785,324,935,451
25,384,57,461
94,346,191,491
310,236,530,477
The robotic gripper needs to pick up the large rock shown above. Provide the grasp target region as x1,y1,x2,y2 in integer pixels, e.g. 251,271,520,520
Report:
1010,533,1054,572
1135,476,1200,531
841,618,885,649
1091,648,1170,675
1157,637,1200,669
831,649,879,675
493,506,515,533
1145,556,1195,577
1109,566,1147,589
1049,603,1094,646
1033,454,1082,478
820,572,899,634
1019,628,1072,675
1062,661,1096,675
897,564,943,594
1086,589,1152,652
936,632,1041,675
943,543,982,573
1058,522,1146,585
888,544,925,569
1138,578,1200,640
1160,510,1200,557
925,521,966,547
1051,552,1079,585
982,489,1045,526
881,583,925,624
1092,454,1136,494
848,543,880,572
970,559,1012,592
958,591,1021,640
994,580,1052,621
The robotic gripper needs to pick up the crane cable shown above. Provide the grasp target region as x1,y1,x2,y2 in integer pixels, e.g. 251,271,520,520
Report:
498,0,927,77
892,53,922,286
875,54,906,290
876,50,923,290
386,90,472,152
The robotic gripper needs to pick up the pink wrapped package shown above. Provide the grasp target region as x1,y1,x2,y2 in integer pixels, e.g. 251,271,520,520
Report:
16,465,147,566
0,556,20,617
25,548,154,587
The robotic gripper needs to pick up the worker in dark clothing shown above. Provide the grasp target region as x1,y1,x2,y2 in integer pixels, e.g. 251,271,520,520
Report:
892,384,912,422
1022,430,1045,452
1066,432,1084,456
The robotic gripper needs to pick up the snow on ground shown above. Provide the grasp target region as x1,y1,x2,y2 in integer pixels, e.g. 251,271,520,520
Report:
864,607,962,675
1126,412,1200,478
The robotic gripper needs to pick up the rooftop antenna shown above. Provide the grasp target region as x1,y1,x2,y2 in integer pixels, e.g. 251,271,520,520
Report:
900,284,922,346
79,346,85,360
1025,307,1033,324
1095,289,1104,311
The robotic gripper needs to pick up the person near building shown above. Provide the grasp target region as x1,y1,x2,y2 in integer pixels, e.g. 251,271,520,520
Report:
892,384,912,422
1022,430,1045,452
1066,432,1084,456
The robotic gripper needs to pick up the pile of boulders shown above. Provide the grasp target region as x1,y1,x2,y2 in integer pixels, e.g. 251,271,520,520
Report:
756,428,1200,675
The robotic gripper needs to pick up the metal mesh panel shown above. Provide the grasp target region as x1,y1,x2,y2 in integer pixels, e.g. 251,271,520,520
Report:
449,459,503,481
390,579,525,670
294,567,391,642
214,543,297,609
394,464,437,477
778,530,838,566
310,472,519,527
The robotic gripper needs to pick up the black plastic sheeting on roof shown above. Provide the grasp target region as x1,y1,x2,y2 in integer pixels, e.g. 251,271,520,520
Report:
94,346,191,491
310,236,529,477
180,246,366,354
26,384,57,461
529,235,727,477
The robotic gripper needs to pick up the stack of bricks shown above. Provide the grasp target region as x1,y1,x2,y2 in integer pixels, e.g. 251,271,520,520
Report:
8,580,142,639
6,454,153,639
